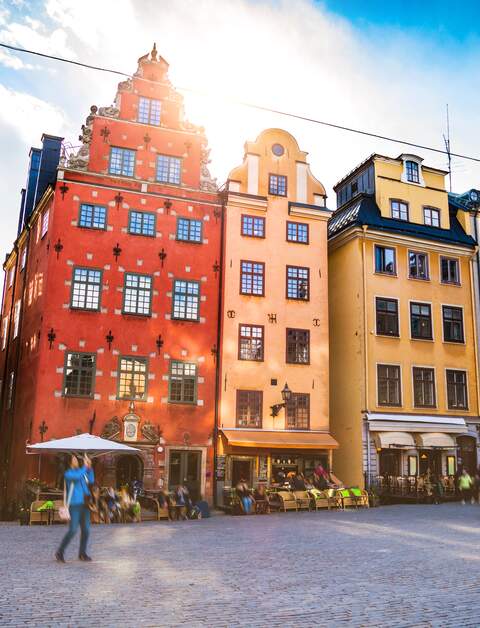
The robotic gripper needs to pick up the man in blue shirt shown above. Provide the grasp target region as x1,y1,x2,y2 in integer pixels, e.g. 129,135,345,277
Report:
56,454,94,563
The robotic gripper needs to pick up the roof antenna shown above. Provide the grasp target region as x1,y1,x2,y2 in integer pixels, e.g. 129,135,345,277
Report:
443,104,452,192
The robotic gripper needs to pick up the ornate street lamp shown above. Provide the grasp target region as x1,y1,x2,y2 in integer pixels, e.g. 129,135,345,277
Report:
270,383,292,417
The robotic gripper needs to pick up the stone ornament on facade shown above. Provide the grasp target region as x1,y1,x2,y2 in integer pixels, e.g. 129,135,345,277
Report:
98,106,120,118
68,105,98,171
101,416,121,440
141,421,161,444
200,143,217,192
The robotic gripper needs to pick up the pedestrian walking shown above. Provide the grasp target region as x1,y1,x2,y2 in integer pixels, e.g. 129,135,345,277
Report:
458,469,474,505
55,454,94,562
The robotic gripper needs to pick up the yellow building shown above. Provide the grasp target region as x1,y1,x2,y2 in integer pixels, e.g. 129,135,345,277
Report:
216,129,337,503
329,153,479,489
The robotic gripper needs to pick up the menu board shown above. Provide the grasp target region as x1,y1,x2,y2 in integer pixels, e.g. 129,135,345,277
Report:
216,455,226,480
258,456,268,482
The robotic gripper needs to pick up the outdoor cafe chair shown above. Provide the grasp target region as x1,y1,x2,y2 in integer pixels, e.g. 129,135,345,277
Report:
293,490,311,511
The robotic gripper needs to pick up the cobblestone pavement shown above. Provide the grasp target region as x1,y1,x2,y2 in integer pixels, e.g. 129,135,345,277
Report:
1,503,480,627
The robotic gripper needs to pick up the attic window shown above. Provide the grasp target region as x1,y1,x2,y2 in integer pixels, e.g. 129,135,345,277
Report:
406,161,420,184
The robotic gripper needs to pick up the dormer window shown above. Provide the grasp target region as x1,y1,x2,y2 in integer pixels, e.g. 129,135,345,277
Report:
406,161,419,183
391,199,409,221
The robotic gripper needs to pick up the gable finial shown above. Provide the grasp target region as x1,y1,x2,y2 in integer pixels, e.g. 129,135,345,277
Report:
151,43,157,61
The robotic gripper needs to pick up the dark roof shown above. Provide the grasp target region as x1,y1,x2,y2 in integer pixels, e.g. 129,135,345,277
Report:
328,194,476,248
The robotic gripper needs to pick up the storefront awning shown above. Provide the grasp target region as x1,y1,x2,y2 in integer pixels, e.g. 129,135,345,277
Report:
415,433,456,449
221,429,338,450
366,413,467,434
374,432,416,449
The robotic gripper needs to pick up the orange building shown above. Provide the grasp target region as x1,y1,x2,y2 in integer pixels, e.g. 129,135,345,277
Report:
216,129,337,504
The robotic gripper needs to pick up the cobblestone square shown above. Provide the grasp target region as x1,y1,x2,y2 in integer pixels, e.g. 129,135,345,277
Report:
1,504,480,627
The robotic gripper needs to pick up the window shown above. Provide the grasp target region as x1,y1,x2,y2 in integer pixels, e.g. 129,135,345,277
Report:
410,302,432,340
128,211,156,237
109,147,135,177
286,328,310,364
238,324,264,361
408,456,418,477
236,390,262,428
64,352,95,397
413,367,436,408
41,209,49,238
176,217,202,243
424,207,440,227
13,300,21,339
172,280,200,320
440,257,460,285
138,96,161,125
156,155,181,184
375,245,396,275
240,261,264,296
446,369,468,410
241,215,265,238
447,455,456,476
169,361,197,403
408,251,429,280
8,267,14,288
406,160,420,183
391,199,409,221
286,393,310,430
286,266,309,300
286,221,309,244
118,356,147,400
123,273,152,316
71,267,102,310
268,174,287,196
376,298,399,337
7,371,14,409
443,306,464,343
377,364,401,406
20,248,26,271
79,203,106,230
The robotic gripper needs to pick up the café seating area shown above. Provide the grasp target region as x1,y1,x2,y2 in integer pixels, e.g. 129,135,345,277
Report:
374,475,457,502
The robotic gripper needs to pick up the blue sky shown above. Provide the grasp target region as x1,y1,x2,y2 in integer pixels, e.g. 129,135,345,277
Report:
0,0,479,261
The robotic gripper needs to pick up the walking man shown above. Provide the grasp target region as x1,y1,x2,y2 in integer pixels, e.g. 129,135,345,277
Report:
55,454,94,562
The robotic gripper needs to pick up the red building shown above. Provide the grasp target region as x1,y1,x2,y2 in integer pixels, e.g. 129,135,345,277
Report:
0,46,221,514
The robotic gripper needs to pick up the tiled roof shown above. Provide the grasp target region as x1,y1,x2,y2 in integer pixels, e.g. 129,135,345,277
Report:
328,194,476,247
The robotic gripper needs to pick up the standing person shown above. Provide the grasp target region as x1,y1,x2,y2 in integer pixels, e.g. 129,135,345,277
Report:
55,454,94,563
236,478,253,514
458,469,474,505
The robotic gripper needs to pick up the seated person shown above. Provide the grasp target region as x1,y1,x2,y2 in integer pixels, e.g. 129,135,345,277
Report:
236,478,254,514
253,484,269,514
292,473,307,491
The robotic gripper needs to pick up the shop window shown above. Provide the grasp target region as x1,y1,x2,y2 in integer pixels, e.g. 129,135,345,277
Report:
138,96,161,125
423,206,440,227
79,203,107,230
443,306,464,343
377,364,401,406
286,221,309,244
168,361,197,404
446,369,468,409
390,199,409,221
375,245,396,275
240,261,264,296
118,356,147,401
408,455,418,476
447,455,456,476
379,450,400,477
268,174,287,196
410,302,432,340
109,147,135,177
236,390,262,428
123,273,152,316
286,393,310,430
440,257,460,285
176,217,202,242
172,279,200,320
238,324,264,361
408,251,429,280
128,211,156,237
413,367,436,408
156,155,181,185
70,267,102,311
64,352,96,398
376,297,399,337
286,328,310,364
241,215,265,238
286,266,309,300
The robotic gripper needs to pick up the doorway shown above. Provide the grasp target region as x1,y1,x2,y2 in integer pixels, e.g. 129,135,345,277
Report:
169,450,202,501
457,436,477,474
379,450,400,477
419,450,442,476
231,458,253,487
116,455,144,488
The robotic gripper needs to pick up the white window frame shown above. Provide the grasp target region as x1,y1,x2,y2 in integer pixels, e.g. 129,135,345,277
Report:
13,300,21,338
41,209,49,238
400,154,425,187
423,206,441,228
411,364,437,409
444,368,469,411
376,362,403,408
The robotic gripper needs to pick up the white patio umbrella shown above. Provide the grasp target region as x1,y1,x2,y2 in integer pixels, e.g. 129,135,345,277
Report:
27,433,140,458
